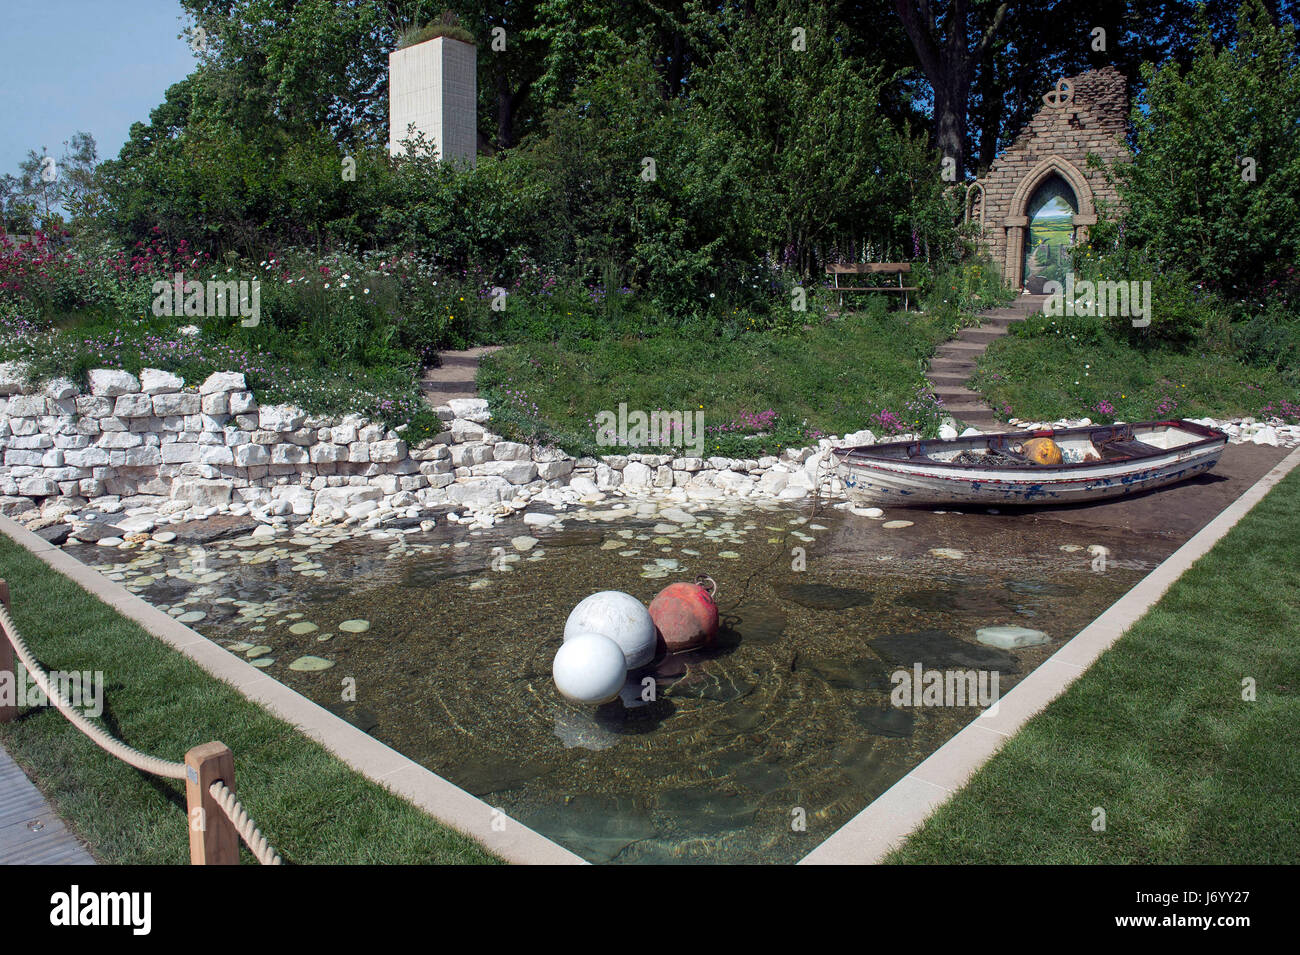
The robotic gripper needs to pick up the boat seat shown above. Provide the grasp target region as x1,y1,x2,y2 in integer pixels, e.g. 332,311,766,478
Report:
1099,439,1153,459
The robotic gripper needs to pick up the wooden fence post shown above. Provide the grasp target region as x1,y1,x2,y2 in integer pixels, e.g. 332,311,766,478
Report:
185,741,239,865
0,580,15,724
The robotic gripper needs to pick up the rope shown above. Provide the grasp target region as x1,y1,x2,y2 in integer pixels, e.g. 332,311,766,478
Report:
0,602,187,780
208,780,283,866
0,602,283,865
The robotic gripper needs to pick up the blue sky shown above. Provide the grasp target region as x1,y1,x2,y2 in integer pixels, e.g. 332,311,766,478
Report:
0,0,197,177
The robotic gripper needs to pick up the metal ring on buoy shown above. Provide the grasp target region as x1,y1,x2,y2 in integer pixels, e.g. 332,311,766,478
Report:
695,574,718,600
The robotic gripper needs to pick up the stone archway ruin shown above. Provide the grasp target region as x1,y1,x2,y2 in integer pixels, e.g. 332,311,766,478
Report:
973,66,1130,289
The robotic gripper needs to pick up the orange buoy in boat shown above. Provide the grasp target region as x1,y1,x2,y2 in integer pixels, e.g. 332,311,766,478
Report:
649,575,720,653
1020,436,1064,466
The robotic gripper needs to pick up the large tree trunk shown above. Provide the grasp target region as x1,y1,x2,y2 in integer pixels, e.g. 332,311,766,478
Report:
496,73,515,149
893,0,1008,178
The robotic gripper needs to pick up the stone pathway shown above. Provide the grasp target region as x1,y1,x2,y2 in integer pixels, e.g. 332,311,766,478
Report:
926,294,1049,431
0,742,96,864
419,346,502,408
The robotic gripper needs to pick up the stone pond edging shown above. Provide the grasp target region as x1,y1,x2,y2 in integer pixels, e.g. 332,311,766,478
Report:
0,360,1296,542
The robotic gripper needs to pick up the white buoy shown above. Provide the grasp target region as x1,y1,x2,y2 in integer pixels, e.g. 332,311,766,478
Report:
552,633,627,705
563,590,657,669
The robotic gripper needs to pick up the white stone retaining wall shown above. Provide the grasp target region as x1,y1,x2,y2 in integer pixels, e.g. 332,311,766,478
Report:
0,362,1296,534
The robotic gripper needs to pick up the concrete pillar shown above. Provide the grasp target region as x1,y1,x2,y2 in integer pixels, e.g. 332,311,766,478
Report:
388,35,477,166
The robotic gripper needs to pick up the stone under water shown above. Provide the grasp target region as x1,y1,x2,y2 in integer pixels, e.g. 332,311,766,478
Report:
976,625,1050,649
772,581,873,611
871,630,1018,672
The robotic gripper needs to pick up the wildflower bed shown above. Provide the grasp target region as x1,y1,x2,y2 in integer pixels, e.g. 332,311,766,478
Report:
970,311,1300,427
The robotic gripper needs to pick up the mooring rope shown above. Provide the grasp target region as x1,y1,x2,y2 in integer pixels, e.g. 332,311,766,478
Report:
0,602,282,864
208,780,283,865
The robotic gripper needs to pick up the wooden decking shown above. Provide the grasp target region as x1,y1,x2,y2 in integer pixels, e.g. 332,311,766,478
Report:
0,743,95,864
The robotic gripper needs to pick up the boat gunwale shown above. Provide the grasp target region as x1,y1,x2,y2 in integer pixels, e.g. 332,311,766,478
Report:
832,419,1228,474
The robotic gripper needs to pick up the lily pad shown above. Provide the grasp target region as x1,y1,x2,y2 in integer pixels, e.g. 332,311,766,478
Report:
288,622,319,635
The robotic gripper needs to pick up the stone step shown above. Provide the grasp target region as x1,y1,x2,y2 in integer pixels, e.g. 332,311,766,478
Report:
933,386,980,402
955,328,1004,344
944,402,994,416
935,344,986,358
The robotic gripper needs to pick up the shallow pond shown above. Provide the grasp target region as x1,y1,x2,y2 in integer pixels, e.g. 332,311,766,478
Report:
72,497,1175,864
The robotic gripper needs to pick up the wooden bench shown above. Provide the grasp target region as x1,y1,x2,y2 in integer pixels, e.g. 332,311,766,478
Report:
826,263,919,311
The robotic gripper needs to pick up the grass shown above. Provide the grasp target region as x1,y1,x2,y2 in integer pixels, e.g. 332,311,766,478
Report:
972,312,1298,425
477,304,963,456
887,461,1300,864
0,535,500,865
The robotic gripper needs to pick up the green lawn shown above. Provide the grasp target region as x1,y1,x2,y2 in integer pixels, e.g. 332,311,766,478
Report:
971,314,1297,425
0,536,499,865
477,306,961,457
888,461,1300,864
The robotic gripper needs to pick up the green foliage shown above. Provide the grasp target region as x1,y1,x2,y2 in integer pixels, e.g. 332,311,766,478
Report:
476,305,955,457
398,22,476,48
1117,0,1300,295
973,310,1295,425
918,257,1015,327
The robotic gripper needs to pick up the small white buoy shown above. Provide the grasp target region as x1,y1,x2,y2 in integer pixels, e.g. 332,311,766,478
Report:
563,591,657,669
553,633,627,705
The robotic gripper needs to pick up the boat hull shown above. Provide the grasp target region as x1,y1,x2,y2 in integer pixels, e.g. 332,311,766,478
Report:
834,422,1227,507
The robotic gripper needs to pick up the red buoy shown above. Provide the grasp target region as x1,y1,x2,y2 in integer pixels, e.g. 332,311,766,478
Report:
649,576,720,653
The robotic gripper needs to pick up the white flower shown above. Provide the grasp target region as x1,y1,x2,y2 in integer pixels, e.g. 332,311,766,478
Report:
324,283,330,289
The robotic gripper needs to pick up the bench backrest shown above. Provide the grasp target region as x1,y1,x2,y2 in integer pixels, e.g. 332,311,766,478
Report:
826,263,911,274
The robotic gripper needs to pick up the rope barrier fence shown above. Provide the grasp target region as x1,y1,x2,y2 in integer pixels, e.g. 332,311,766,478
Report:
0,579,283,865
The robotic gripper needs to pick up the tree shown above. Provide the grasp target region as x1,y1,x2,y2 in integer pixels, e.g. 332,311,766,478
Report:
1116,0,1300,291
893,0,1008,178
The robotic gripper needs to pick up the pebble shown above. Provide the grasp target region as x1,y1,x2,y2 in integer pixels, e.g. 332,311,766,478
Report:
882,520,913,529
339,619,370,633
288,656,334,672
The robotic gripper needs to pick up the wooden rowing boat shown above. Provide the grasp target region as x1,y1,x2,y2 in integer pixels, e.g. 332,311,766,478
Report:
833,419,1228,507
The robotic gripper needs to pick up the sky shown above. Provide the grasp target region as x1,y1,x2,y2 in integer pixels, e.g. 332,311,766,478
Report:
0,0,198,178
